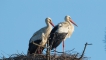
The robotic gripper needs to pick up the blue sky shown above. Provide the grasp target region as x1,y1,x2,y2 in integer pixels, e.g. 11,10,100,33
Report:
0,0,106,60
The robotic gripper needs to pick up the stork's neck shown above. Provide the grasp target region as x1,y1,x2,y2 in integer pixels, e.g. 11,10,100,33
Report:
65,20,71,25
43,22,52,41
65,20,74,27
46,22,51,27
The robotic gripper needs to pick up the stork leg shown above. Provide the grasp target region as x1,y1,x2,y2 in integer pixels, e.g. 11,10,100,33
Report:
36,47,40,54
62,40,64,53
38,47,41,54
40,47,43,54
39,47,41,54
38,47,40,54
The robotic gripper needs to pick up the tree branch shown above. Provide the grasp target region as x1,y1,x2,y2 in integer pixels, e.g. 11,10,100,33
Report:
79,42,92,59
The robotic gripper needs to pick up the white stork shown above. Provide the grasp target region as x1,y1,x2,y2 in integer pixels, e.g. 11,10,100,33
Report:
27,17,54,55
49,15,78,53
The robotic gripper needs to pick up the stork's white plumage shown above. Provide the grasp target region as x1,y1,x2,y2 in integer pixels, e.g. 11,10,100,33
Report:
49,15,77,53
27,17,54,55
64,15,78,40
62,15,78,52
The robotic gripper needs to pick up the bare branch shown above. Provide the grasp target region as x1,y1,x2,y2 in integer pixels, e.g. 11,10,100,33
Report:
79,42,92,59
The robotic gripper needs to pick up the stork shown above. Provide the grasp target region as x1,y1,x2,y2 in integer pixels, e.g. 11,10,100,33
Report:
27,17,54,55
49,15,78,53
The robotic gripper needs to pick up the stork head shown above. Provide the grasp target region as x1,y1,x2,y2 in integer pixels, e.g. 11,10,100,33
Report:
45,17,54,27
65,15,78,27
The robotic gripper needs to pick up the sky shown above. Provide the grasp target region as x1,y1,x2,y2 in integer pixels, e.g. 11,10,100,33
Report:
0,0,106,60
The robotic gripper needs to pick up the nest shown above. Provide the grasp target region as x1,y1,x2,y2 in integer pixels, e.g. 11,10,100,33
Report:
0,43,91,60
0,52,89,60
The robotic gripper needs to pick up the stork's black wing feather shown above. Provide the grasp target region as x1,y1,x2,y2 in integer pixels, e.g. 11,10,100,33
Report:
48,25,67,50
48,25,58,47
51,33,67,49
28,40,41,54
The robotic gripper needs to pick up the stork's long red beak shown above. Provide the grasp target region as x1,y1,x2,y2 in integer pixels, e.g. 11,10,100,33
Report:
70,20,78,27
50,22,55,27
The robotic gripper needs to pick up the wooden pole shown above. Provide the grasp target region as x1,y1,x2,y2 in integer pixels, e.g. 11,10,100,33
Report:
46,40,51,60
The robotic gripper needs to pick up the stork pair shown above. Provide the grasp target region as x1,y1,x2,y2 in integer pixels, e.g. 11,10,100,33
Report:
27,15,78,55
